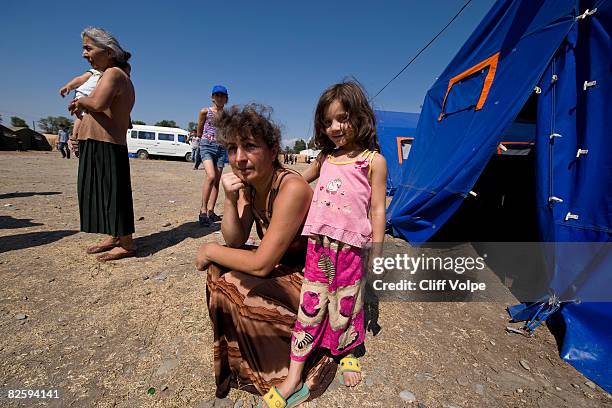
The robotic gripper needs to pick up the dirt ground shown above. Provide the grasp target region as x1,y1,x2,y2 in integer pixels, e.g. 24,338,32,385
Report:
1,151,611,408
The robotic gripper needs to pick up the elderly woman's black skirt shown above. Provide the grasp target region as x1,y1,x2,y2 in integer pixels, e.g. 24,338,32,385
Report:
77,139,135,237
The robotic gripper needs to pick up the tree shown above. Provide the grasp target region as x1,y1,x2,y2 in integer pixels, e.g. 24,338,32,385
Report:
154,120,177,127
307,138,316,149
0,113,3,124
132,120,146,125
292,139,306,153
11,116,28,128
37,116,73,134
187,121,197,132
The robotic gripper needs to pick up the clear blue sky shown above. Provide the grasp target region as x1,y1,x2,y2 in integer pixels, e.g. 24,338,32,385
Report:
0,0,493,146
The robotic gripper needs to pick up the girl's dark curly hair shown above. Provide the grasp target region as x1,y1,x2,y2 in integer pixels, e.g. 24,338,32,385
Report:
313,80,379,156
214,103,282,168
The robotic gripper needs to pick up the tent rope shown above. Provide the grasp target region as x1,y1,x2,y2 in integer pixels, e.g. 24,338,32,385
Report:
370,0,473,101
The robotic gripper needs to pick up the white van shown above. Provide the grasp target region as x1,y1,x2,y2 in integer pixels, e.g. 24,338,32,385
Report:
127,125,192,161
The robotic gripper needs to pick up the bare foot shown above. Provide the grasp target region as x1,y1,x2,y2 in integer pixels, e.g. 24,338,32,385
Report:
342,371,362,387
86,237,119,254
96,246,136,262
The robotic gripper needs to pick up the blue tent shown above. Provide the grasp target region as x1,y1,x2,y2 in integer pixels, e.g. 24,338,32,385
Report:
375,110,420,195
388,0,611,391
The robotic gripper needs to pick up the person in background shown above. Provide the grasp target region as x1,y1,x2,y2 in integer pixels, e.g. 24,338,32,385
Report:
197,85,228,226
189,129,201,168
57,125,70,159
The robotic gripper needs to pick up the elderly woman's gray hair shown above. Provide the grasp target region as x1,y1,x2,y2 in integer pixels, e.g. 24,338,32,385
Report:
81,27,131,66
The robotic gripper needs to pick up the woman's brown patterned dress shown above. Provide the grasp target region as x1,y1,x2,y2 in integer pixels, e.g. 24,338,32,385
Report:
206,169,337,399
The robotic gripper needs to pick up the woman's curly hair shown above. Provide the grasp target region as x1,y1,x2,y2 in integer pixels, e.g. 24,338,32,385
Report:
214,104,282,168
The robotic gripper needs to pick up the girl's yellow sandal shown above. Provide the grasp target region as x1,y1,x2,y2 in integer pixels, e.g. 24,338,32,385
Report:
260,383,310,408
338,355,361,386
261,387,287,408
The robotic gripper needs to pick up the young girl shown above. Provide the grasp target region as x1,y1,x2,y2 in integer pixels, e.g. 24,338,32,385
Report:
262,81,387,407
197,85,229,226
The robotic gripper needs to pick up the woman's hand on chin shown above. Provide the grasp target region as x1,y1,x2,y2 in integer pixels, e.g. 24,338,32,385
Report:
196,242,218,271
221,172,246,204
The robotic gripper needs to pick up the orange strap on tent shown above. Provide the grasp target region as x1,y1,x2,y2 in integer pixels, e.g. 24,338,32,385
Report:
438,52,500,121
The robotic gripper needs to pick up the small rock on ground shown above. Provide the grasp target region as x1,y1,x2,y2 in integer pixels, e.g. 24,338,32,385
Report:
152,272,167,282
214,398,234,408
519,359,531,371
415,372,431,381
155,358,179,377
456,377,469,387
474,384,485,395
399,390,417,403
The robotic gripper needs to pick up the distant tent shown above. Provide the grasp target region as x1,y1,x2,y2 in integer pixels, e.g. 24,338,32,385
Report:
387,0,611,391
0,125,20,150
12,127,53,151
11,127,32,150
375,110,419,195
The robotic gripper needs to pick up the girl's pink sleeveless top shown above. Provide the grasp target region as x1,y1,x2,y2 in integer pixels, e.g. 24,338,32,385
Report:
302,150,375,248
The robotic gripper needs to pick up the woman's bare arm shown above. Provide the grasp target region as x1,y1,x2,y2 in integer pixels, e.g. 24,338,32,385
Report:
197,176,312,276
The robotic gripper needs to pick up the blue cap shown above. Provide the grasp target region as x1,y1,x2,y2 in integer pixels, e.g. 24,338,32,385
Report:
211,85,228,96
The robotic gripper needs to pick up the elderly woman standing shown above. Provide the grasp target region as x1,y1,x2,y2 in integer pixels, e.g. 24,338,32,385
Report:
69,27,136,262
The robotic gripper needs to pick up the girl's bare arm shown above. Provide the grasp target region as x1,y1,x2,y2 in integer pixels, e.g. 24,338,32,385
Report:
60,71,92,97
370,153,388,244
196,107,208,138
301,156,322,183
